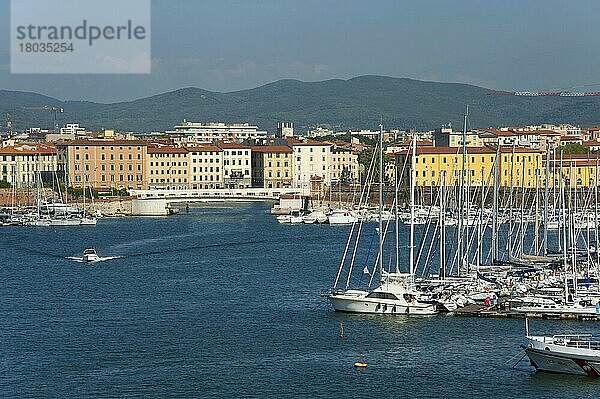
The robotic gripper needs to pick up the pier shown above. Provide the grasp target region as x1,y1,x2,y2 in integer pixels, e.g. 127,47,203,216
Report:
129,188,307,215
454,303,600,321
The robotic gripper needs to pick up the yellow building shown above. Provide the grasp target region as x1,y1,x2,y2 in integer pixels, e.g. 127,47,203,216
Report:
395,146,543,188
547,154,600,188
497,148,543,188
57,139,148,190
250,145,293,188
329,146,359,184
147,145,190,189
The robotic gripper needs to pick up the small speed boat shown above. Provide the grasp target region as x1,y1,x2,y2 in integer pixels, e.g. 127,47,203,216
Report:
353,361,368,368
82,248,100,263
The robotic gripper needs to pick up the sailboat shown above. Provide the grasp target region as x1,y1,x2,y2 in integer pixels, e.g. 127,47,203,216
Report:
327,129,438,316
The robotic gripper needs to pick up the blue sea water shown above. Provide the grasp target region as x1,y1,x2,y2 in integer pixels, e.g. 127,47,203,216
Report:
1,202,599,398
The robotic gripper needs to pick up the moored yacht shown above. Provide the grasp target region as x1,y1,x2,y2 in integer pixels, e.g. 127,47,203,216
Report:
328,208,358,225
522,320,600,376
328,273,438,315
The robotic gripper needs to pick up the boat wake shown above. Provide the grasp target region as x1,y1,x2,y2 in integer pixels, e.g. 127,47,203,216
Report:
66,255,122,263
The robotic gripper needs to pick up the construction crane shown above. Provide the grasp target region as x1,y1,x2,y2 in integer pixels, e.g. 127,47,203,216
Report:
27,106,64,133
488,83,600,97
6,113,12,138
488,90,600,97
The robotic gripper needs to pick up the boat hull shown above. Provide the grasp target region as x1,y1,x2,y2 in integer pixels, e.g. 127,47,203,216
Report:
328,293,437,315
525,347,600,376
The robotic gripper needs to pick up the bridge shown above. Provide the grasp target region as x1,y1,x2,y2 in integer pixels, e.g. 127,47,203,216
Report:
129,188,307,215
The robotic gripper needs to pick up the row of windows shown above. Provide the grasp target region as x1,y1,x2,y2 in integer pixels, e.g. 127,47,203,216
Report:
75,174,143,182
150,153,186,158
192,175,220,181
295,147,327,153
267,161,289,168
224,159,249,166
75,164,142,172
191,158,219,163
266,153,289,158
149,178,188,183
149,161,188,167
150,169,187,175
191,166,220,173
74,146,141,151
76,153,141,161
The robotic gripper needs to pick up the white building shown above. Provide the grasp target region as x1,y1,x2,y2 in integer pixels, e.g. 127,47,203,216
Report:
167,120,268,143
289,139,331,189
0,143,58,188
186,145,224,189
60,124,88,137
217,141,252,188
276,122,294,138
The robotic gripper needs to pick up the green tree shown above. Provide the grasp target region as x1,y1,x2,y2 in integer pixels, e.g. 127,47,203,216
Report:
358,147,391,182
557,143,590,154
0,180,10,188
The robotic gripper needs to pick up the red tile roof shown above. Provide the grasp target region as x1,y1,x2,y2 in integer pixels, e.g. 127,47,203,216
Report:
250,145,292,153
147,146,188,154
58,139,148,146
0,144,57,155
216,141,251,149
184,145,222,152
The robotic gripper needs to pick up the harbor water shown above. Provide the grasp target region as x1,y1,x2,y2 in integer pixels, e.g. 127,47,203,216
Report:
1,202,599,398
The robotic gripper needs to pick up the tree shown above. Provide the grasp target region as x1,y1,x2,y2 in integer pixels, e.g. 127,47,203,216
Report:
358,147,392,182
0,180,10,188
557,143,590,154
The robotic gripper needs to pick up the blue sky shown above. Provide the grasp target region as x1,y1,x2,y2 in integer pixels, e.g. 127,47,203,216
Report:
0,0,599,102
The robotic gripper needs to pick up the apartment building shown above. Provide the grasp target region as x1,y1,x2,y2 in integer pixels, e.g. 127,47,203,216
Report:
395,146,543,188
250,145,293,188
57,139,147,190
186,145,223,189
289,139,331,189
0,143,57,188
167,121,268,143
147,145,190,189
329,146,359,184
217,141,252,188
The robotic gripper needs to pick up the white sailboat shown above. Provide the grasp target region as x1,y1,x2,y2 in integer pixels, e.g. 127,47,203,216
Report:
327,130,438,316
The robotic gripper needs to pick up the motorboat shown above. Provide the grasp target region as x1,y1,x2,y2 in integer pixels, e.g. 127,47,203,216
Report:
277,210,304,224
79,217,98,226
328,209,358,225
522,319,600,376
302,210,328,224
328,273,438,315
82,248,100,263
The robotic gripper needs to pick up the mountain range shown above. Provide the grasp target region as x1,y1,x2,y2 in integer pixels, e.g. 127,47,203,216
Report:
2,75,600,134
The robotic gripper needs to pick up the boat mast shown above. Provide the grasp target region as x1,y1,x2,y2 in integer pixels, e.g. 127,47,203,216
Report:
595,155,599,289
492,145,500,262
543,146,550,255
409,134,416,281
378,123,384,284
439,170,445,280
560,151,568,304
395,138,400,274
458,105,468,276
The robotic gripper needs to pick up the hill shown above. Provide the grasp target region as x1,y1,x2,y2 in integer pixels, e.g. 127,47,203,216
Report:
2,75,600,133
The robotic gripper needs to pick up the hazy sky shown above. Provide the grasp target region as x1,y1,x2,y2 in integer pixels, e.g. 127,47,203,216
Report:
1,0,599,102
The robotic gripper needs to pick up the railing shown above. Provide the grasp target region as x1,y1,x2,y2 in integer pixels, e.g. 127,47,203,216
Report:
130,187,307,201
549,334,600,350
